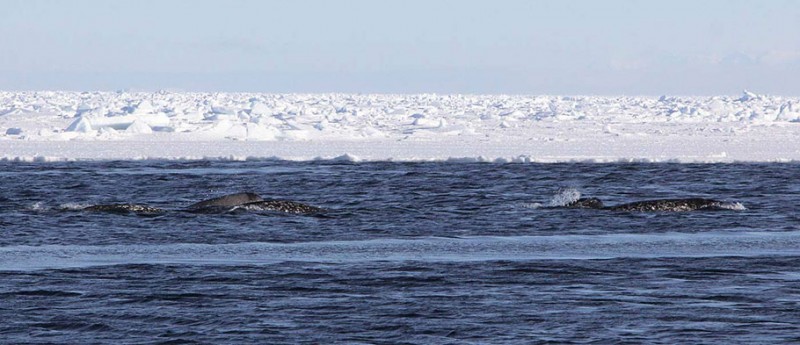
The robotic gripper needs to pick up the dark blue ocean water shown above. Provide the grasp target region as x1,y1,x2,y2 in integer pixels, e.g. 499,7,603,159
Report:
1,161,800,344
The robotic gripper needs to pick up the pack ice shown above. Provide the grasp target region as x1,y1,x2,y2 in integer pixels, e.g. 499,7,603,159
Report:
0,91,798,162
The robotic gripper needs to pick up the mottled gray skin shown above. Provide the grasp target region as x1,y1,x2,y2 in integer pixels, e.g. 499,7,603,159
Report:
240,199,326,214
609,198,725,212
81,192,324,216
186,192,263,210
83,204,165,215
565,197,727,212
186,192,325,214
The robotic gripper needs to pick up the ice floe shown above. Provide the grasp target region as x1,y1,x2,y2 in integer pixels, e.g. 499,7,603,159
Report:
0,90,799,162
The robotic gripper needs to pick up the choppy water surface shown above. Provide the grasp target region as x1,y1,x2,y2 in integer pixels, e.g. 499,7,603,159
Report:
1,161,799,344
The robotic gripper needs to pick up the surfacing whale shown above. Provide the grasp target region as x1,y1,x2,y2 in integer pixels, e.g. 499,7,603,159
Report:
81,192,325,215
82,204,165,215
188,192,326,215
239,200,326,214
564,197,742,212
186,192,263,210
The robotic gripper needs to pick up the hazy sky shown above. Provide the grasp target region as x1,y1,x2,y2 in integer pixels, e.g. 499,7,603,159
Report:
2,0,799,94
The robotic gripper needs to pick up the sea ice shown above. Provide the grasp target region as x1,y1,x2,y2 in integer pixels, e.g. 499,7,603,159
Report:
0,90,798,162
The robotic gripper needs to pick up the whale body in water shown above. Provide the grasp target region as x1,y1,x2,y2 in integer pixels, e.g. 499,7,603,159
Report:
239,200,326,214
82,192,325,215
186,192,263,211
187,192,326,214
82,204,165,215
563,197,742,212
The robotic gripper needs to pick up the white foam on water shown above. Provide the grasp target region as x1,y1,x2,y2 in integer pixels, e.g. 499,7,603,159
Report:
548,188,582,207
56,202,92,211
719,202,747,211
520,202,543,209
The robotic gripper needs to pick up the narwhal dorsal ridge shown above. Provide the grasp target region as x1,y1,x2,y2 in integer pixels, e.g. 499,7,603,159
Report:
186,192,264,210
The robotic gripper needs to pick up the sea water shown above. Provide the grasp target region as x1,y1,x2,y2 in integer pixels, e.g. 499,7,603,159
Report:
1,161,799,343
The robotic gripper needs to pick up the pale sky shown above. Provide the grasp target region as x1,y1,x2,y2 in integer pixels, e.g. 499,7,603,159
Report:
2,0,799,95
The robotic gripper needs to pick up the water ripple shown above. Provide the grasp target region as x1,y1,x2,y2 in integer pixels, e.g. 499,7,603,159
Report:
3,231,800,271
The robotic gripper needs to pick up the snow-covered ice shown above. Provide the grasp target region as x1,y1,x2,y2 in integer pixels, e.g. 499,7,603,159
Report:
1,91,798,162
